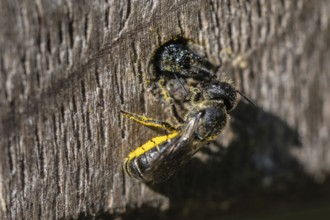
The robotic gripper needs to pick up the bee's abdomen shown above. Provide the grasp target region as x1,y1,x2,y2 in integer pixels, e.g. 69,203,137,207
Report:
124,147,159,181
123,132,178,182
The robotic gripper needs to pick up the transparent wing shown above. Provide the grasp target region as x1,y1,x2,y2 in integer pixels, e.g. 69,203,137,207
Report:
145,112,205,182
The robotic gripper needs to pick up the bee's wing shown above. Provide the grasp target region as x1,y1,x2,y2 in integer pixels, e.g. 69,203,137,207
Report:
147,113,204,182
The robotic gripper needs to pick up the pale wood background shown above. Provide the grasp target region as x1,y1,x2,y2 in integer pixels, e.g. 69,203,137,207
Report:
1,0,330,219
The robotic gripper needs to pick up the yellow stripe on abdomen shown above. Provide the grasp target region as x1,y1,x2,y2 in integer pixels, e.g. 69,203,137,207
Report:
126,131,179,160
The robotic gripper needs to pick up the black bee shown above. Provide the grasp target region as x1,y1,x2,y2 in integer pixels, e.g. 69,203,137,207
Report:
150,37,217,94
122,80,239,183
123,36,255,182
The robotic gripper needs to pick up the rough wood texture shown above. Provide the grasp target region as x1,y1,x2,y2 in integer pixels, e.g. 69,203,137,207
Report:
1,0,330,219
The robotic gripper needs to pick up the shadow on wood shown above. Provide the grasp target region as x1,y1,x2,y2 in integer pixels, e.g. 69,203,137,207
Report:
118,102,329,220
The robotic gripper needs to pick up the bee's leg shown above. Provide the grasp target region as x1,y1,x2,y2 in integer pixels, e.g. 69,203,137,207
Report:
120,110,177,132
158,78,185,124
190,87,202,104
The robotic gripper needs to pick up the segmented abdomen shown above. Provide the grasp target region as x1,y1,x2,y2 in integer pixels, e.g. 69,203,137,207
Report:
124,132,178,182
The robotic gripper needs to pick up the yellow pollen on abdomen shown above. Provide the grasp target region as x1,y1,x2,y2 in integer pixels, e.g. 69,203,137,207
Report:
126,131,179,160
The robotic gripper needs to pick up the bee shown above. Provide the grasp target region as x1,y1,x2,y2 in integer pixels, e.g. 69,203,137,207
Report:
122,79,239,183
150,37,217,94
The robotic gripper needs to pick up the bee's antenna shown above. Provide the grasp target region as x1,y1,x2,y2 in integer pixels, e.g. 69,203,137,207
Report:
235,90,256,106
190,64,216,79
174,73,188,95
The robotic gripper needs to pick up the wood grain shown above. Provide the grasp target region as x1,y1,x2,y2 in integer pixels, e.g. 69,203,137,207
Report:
1,0,330,219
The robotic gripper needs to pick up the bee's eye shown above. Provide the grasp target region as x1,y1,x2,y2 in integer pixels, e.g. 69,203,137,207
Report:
203,81,237,111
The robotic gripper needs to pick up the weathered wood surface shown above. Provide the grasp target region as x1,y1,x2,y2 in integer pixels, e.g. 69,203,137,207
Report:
1,0,330,219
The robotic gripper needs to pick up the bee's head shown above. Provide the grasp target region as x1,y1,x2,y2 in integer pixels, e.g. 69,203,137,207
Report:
202,80,238,112
202,80,256,111
152,38,216,80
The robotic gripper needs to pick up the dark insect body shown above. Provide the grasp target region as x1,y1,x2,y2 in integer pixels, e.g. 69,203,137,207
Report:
122,37,254,183
150,37,217,94
122,80,237,183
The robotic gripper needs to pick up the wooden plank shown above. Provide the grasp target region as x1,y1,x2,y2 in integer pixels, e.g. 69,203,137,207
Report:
0,0,330,219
